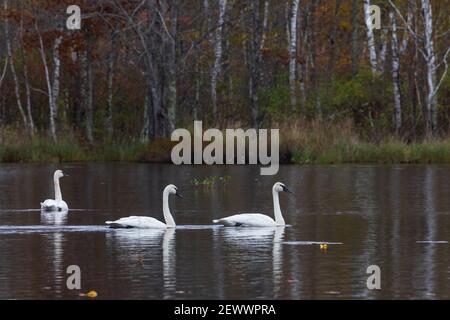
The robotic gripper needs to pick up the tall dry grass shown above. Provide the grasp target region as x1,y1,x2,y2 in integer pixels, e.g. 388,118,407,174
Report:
2,121,450,164
276,118,450,164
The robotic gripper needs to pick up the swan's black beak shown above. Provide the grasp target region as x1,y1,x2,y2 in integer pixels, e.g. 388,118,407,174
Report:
63,173,69,177
282,185,293,194
175,191,184,199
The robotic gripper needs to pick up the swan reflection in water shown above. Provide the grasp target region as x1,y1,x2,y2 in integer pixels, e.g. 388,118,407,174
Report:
162,228,176,299
40,211,68,226
218,227,285,297
105,228,176,298
40,212,67,297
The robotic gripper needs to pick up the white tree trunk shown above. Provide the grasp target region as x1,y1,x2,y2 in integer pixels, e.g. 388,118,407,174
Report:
3,0,28,129
378,27,389,74
211,0,227,122
37,24,56,142
421,0,438,133
288,0,300,110
364,0,378,75
390,11,402,133
6,46,28,130
51,35,63,141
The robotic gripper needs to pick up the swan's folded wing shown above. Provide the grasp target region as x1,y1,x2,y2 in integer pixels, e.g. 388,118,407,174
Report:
105,221,133,228
56,200,69,211
215,213,276,227
41,199,57,211
105,217,138,227
105,216,165,228
41,199,68,211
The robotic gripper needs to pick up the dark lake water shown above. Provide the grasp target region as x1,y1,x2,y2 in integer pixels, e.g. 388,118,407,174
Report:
0,163,449,299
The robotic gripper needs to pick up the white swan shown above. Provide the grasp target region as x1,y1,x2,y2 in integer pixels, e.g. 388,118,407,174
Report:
40,170,69,212
105,184,182,229
212,182,292,227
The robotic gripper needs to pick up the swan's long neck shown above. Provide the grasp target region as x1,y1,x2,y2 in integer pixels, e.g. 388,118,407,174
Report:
272,189,285,225
54,177,63,201
163,190,176,227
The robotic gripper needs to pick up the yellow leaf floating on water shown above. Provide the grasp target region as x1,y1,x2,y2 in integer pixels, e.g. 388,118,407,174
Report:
79,290,98,298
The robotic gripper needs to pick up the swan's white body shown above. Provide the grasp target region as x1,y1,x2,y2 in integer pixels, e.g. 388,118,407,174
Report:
40,170,68,212
106,216,167,229
106,184,180,229
213,182,290,227
214,213,279,227
40,199,68,212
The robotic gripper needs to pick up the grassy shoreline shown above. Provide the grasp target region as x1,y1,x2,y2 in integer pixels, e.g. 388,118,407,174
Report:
279,119,450,164
2,137,450,165
290,140,450,164
2,120,450,164
0,137,175,163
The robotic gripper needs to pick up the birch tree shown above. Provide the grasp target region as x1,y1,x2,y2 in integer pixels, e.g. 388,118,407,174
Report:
0,0,448,141
114,0,160,141
364,0,378,75
389,0,448,135
211,0,227,123
378,26,389,74
50,35,63,137
390,10,401,133
3,0,29,132
421,0,438,133
36,18,62,143
288,0,299,110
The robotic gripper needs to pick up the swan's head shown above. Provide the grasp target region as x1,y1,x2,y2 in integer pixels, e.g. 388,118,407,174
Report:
54,170,67,179
273,182,292,194
165,184,184,199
